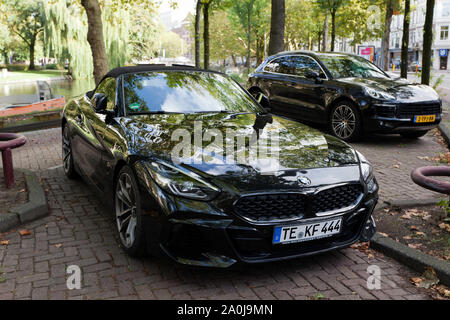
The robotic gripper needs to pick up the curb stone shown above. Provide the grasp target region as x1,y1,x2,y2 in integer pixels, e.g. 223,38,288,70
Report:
375,198,444,212
438,122,450,147
371,232,450,287
371,199,450,287
0,169,48,232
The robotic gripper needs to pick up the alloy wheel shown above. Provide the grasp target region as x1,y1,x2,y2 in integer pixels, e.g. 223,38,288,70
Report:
115,172,138,248
332,105,356,140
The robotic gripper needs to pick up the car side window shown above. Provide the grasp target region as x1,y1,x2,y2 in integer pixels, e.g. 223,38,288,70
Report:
290,56,324,78
95,77,116,111
264,57,292,74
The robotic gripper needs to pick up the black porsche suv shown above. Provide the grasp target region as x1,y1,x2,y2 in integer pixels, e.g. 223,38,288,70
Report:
247,51,442,142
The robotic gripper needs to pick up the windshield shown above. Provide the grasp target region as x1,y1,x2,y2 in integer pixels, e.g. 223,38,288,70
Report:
317,54,389,79
123,71,264,114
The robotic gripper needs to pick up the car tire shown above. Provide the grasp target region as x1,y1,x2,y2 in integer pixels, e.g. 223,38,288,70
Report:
62,125,78,179
400,130,429,139
114,165,147,257
329,101,363,142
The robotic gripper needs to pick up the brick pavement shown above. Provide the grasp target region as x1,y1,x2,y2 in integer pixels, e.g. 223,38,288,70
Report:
0,167,432,300
0,127,445,300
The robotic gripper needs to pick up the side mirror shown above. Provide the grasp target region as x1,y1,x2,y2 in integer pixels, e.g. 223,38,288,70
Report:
305,71,325,84
92,93,108,114
254,92,272,113
305,71,320,79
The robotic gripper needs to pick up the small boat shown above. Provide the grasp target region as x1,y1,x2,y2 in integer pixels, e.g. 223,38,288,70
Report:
0,81,65,118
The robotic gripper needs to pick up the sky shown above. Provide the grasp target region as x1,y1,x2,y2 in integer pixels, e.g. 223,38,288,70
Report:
158,0,196,30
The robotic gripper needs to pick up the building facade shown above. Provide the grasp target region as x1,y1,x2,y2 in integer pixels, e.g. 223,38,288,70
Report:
388,0,450,70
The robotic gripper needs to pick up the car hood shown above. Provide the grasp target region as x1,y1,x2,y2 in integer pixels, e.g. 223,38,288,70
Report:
118,113,360,191
338,77,440,103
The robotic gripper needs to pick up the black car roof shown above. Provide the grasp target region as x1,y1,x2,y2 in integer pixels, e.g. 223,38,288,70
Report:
103,64,203,79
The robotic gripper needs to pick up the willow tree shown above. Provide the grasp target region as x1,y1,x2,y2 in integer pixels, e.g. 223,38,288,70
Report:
43,0,158,81
80,0,108,84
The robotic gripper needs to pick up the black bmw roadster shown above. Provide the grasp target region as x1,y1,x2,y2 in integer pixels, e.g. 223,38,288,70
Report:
62,65,378,267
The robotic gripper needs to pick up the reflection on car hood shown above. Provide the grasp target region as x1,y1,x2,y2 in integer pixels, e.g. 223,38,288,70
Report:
338,77,440,102
118,113,358,185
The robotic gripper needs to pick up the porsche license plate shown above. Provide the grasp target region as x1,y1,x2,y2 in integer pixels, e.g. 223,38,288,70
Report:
414,115,436,123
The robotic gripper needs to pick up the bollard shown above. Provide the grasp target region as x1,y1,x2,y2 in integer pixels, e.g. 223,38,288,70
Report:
1,148,13,188
0,133,27,189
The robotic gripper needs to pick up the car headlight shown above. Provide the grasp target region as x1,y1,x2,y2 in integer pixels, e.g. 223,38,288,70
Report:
356,151,378,193
144,161,221,201
356,151,373,181
365,87,395,101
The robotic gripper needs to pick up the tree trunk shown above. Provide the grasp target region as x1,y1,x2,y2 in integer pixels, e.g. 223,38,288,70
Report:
2,51,8,65
231,54,237,67
400,0,411,78
330,9,336,52
203,1,210,70
382,0,394,71
322,14,328,51
318,31,322,52
246,4,252,73
268,0,285,56
29,36,36,70
81,0,109,85
195,0,202,68
422,0,435,85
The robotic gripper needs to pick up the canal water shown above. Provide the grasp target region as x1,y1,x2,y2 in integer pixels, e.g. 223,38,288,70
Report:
0,78,96,109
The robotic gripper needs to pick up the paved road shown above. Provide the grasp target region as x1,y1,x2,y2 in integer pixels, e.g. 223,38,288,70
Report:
0,127,446,300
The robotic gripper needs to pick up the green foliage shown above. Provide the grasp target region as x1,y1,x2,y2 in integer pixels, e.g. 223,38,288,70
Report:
42,0,159,78
6,64,28,71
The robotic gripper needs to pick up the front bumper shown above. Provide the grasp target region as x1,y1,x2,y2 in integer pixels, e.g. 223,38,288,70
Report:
363,101,442,133
141,181,379,268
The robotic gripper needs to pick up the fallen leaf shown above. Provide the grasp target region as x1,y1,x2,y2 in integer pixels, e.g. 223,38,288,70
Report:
411,277,423,285
18,229,32,236
408,243,422,249
410,226,419,231
403,235,412,240
379,232,389,237
415,231,425,236
437,287,450,298
438,223,450,232
423,267,439,280
55,244,62,248
0,240,9,245
393,164,400,169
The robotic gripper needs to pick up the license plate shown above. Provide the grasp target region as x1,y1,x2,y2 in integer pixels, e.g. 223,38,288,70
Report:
273,218,342,244
414,115,435,123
